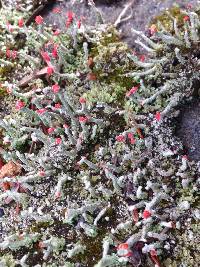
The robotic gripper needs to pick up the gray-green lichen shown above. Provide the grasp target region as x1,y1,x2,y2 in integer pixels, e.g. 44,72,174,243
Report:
0,2,199,267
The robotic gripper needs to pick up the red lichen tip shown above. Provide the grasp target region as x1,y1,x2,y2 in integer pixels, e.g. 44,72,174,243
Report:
35,15,44,25
79,116,88,123
6,22,13,32
41,51,51,62
127,132,136,144
39,170,45,177
126,86,139,97
150,249,161,267
36,108,46,115
55,191,61,199
66,11,74,27
183,16,190,22
47,127,55,134
52,84,60,93
140,55,146,62
117,243,129,250
54,103,61,109
47,66,54,75
16,100,25,110
55,137,62,145
117,243,132,257
79,97,86,104
115,135,125,142
18,18,24,28
52,45,58,59
6,49,11,58
143,210,152,219
12,50,18,59
155,112,161,121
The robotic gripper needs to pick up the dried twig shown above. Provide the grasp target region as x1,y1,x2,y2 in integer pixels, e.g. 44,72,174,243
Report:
114,0,135,27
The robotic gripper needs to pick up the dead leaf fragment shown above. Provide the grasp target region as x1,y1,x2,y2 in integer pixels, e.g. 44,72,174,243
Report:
18,67,48,87
87,73,97,81
0,161,22,179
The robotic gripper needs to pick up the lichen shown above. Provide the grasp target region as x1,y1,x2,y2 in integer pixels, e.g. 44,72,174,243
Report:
0,1,199,267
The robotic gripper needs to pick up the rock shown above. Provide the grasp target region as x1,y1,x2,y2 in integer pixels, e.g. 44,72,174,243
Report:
0,207,5,217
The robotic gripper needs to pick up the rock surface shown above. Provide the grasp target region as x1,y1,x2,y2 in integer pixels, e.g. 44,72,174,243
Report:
40,0,199,47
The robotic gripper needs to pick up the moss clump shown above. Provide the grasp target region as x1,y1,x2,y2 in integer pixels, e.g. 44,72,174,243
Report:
150,5,186,32
80,25,136,106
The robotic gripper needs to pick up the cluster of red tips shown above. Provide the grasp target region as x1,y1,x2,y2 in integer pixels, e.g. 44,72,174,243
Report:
150,249,161,267
183,16,190,22
47,66,54,75
155,111,161,121
127,132,136,144
16,100,25,110
18,18,24,28
140,55,146,62
79,116,88,123
39,170,46,177
79,97,86,104
36,108,46,115
35,15,44,25
66,11,74,27
52,84,60,93
115,135,125,142
182,155,188,160
143,210,152,219
41,51,50,63
117,243,132,257
55,137,62,145
126,86,139,97
6,49,18,60
52,44,58,59
47,127,55,134
54,103,62,109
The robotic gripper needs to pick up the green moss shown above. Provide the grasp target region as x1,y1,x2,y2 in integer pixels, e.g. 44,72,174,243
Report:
0,254,16,267
150,5,186,32
0,86,8,97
